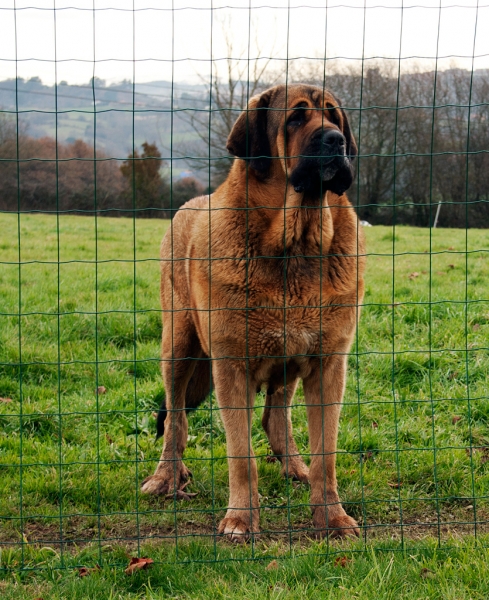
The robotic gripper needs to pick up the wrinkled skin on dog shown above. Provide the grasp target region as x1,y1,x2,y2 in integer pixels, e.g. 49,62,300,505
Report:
141,84,366,542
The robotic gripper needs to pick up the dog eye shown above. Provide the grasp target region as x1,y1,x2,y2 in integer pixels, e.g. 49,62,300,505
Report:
326,103,341,126
287,102,308,127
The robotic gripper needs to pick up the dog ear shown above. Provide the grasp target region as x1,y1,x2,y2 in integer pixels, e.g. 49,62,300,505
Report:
324,95,357,196
226,91,272,176
339,104,357,162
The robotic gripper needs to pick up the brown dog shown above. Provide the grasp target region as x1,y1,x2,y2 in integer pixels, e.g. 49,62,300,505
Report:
141,84,366,541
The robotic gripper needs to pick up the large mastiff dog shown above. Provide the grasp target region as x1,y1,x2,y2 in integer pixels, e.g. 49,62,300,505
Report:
142,84,366,541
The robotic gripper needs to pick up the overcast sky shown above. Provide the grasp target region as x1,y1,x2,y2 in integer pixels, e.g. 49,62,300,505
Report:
0,1,488,85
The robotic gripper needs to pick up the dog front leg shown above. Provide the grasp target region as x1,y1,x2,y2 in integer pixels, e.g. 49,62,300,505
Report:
214,362,259,542
303,354,359,538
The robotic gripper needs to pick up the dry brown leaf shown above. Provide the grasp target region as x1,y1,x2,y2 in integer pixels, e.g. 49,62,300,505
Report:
164,479,198,501
334,556,351,568
105,434,114,445
265,455,278,463
408,272,419,280
473,323,481,331
436,271,445,276
0,397,13,403
152,411,158,419
448,246,455,251
125,557,154,575
388,481,402,488
359,451,374,463
466,447,489,463
448,264,455,269
266,560,279,571
96,386,107,395
78,565,101,578
372,421,378,429
420,567,435,579
452,416,462,425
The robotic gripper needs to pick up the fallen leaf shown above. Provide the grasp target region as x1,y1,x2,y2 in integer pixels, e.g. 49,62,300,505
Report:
422,270,428,274
372,421,378,429
359,451,374,463
473,323,481,331
452,416,462,424
78,565,100,578
266,560,279,571
152,411,158,419
436,271,445,276
125,557,154,575
165,480,198,501
448,246,455,251
466,447,489,463
265,455,278,463
420,567,435,579
0,397,12,403
334,556,351,568
388,481,402,488
448,371,459,380
408,272,419,280
96,386,106,395
448,264,455,269
105,434,114,445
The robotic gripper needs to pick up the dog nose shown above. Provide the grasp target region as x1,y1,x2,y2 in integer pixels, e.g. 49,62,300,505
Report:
316,129,345,156
321,130,346,154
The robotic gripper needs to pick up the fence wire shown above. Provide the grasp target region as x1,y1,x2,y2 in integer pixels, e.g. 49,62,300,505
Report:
0,1,488,572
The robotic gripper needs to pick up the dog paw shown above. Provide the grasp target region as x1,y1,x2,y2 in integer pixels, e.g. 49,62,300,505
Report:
273,454,310,484
282,460,310,484
314,514,360,539
218,517,254,543
141,475,170,496
141,463,192,497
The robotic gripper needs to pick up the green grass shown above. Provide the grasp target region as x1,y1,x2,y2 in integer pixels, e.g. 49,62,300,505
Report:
0,213,488,597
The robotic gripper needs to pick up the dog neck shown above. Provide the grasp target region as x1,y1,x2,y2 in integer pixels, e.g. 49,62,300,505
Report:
224,160,336,256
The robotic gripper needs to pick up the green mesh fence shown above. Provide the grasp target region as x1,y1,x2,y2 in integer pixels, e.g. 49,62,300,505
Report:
0,1,488,573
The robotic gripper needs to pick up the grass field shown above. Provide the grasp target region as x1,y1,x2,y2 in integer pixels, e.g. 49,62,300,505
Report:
0,212,488,598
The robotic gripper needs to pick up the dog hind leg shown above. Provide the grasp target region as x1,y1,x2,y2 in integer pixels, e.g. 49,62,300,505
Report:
303,354,359,538
155,357,213,440
141,314,201,497
261,380,309,483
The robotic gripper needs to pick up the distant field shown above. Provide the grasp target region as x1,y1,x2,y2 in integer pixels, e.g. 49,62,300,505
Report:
0,213,489,595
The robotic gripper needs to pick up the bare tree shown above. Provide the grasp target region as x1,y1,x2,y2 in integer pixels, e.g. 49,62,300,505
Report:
177,17,281,187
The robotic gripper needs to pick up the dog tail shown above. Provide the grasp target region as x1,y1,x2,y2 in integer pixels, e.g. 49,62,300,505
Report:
155,358,213,440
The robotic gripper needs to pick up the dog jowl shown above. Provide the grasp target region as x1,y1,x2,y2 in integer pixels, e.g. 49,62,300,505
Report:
142,84,366,542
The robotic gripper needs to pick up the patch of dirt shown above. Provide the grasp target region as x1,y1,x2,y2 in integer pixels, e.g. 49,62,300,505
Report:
2,508,489,555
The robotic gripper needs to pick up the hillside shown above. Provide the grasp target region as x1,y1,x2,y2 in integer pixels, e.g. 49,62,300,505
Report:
0,77,206,161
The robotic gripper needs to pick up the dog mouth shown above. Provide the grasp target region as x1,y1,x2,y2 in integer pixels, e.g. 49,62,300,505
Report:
289,129,352,196
290,154,349,194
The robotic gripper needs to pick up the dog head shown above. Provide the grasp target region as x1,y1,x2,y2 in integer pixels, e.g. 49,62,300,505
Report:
227,84,357,197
